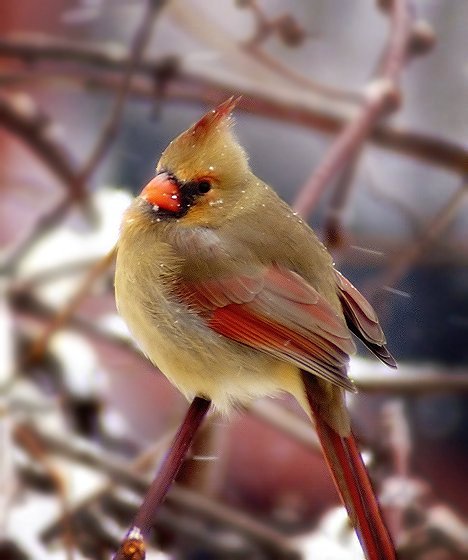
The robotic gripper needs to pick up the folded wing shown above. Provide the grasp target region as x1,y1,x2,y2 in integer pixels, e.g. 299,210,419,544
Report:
181,265,357,392
334,270,397,368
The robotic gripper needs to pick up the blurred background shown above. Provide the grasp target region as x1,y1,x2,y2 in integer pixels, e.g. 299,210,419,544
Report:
1,0,467,558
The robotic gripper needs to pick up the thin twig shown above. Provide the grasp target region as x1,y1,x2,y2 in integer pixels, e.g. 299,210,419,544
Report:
249,399,320,451
0,94,88,275
29,420,299,558
114,397,210,559
0,35,466,175
293,0,413,217
2,195,75,273
355,371,468,394
0,93,83,198
368,182,468,304
14,424,75,560
79,0,167,183
238,0,362,104
25,246,117,363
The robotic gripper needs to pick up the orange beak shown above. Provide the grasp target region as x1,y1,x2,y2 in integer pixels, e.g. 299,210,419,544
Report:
140,173,181,213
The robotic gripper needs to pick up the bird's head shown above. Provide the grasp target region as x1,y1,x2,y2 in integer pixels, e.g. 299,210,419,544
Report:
138,97,250,227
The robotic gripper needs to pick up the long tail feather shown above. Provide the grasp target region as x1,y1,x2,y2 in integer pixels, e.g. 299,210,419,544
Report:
303,378,396,560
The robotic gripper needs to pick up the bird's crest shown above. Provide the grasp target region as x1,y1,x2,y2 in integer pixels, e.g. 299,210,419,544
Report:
184,96,241,140
157,95,248,191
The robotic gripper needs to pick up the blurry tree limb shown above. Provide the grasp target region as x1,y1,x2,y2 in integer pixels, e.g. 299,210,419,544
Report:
25,246,117,363
0,93,88,274
0,35,467,176
0,1,166,274
0,92,83,198
0,33,176,75
79,0,167,183
368,181,468,305
233,0,363,104
293,0,413,217
249,399,320,451
13,286,468,396
12,256,104,290
2,196,75,273
43,430,178,524
355,372,468,394
322,153,361,249
245,44,362,105
29,423,300,559
12,289,143,358
70,77,468,177
14,423,75,560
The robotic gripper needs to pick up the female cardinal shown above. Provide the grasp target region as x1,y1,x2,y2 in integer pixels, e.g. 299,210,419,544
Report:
115,98,396,559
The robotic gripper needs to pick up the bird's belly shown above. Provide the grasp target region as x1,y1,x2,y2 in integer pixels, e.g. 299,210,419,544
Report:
116,280,301,413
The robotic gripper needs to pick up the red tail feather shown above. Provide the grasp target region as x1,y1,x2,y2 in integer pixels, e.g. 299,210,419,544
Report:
304,379,396,560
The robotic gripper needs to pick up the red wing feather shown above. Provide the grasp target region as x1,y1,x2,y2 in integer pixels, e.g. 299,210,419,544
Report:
181,265,357,392
334,270,397,368
184,275,262,309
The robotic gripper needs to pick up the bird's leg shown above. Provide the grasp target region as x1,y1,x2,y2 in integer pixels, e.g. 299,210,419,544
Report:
302,374,395,560
114,396,211,559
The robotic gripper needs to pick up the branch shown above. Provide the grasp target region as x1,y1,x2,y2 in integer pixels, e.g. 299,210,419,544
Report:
79,0,167,182
14,423,75,559
25,247,117,363
237,0,362,104
368,181,468,307
0,93,87,275
15,284,468,397
293,0,413,217
31,423,300,559
0,92,83,198
356,372,468,394
0,33,177,75
249,399,320,451
0,35,466,176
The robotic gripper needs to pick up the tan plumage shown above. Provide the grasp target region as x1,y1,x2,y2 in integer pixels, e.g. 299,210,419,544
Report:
115,98,394,435
115,99,397,559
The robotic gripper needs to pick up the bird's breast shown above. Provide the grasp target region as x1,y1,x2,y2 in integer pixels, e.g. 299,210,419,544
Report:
115,236,302,413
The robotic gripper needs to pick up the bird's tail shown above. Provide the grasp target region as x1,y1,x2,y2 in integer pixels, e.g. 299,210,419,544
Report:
303,377,395,560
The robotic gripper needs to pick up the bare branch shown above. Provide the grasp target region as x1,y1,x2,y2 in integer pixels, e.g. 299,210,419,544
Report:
0,93,83,197
293,0,413,217
14,423,76,560
26,246,117,363
2,196,75,273
0,94,87,275
29,422,300,559
249,399,320,451
368,181,467,304
356,371,468,394
0,35,466,176
79,0,167,182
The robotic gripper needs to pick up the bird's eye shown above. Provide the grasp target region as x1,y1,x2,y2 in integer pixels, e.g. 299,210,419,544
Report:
197,181,211,194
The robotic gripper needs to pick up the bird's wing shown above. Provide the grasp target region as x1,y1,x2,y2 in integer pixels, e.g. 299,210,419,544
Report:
180,263,357,392
334,270,397,368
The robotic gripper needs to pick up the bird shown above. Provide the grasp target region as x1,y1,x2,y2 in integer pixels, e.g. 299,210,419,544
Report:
115,97,397,559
